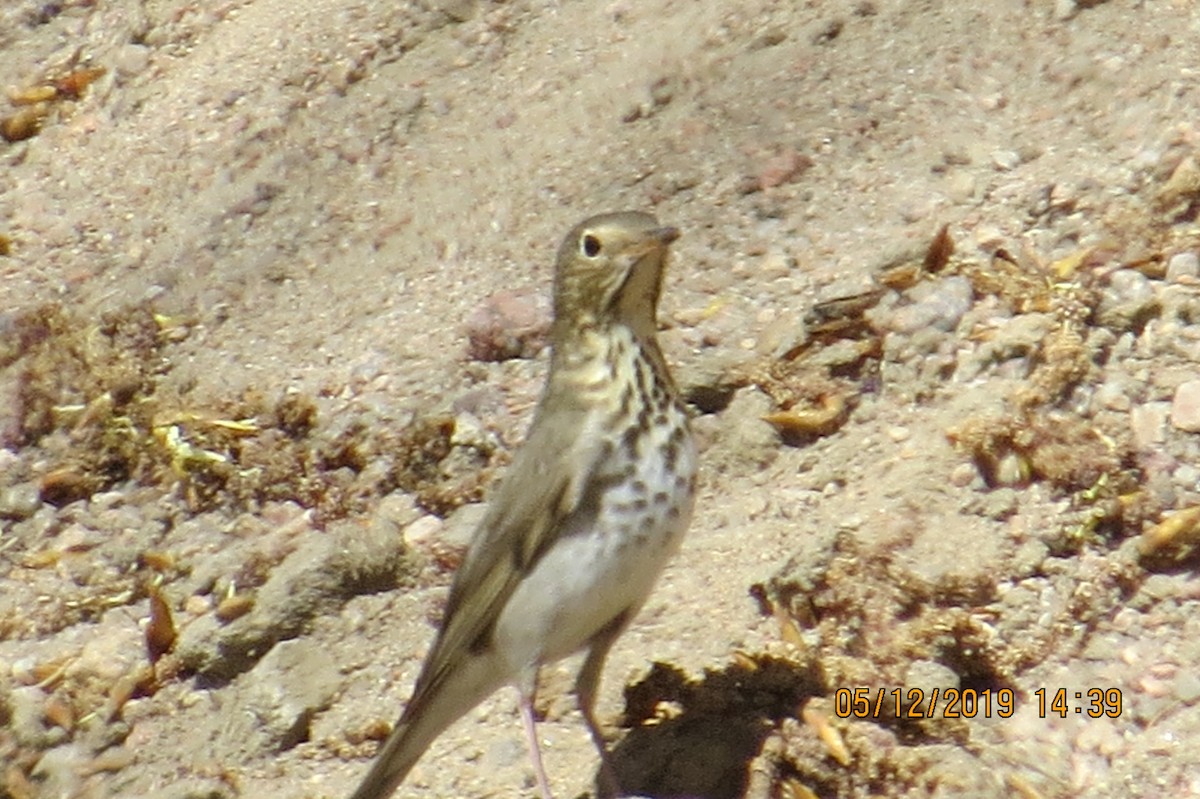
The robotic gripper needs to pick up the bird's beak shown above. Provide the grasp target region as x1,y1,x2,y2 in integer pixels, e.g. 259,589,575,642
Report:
651,226,681,245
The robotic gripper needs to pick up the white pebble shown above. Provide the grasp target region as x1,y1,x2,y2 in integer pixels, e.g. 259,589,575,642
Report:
1167,252,1199,283
1170,380,1200,432
403,515,443,547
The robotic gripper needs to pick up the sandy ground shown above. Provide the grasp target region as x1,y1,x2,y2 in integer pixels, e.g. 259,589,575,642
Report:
3,1,1200,798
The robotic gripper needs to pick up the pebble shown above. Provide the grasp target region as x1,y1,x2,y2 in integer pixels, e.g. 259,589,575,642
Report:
949,462,979,488
959,312,1055,381
0,482,41,520
1131,402,1170,447
9,685,61,747
870,275,973,334
757,148,813,190
972,226,1006,251
1170,380,1200,432
184,594,212,615
903,659,961,693
991,150,1021,171
29,743,87,798
946,171,978,203
403,514,444,547
1174,671,1200,703
1011,540,1049,577
758,250,794,280
1158,155,1200,213
1080,634,1122,662
1140,573,1181,601
709,388,779,471
1096,269,1159,332
1166,251,1200,282
1173,463,1200,490
1054,0,1079,20
1094,380,1132,412
1160,285,1200,324
463,288,550,362
240,639,340,750
440,501,487,550
675,348,745,414
113,44,152,78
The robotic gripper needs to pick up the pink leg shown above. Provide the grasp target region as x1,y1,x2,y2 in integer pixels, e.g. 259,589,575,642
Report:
519,692,555,799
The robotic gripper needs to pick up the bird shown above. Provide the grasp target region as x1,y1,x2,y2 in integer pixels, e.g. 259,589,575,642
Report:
347,211,697,799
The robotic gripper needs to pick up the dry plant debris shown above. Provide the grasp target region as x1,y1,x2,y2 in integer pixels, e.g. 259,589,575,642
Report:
2,62,105,143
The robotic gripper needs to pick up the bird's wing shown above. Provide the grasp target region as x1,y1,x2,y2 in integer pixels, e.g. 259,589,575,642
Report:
402,399,607,710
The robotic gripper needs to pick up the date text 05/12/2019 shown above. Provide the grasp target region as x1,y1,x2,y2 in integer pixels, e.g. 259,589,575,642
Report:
832,687,1123,720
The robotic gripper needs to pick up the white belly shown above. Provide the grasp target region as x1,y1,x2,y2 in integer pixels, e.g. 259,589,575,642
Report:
492,416,697,675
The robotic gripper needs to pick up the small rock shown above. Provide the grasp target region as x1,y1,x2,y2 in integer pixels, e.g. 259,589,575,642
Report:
440,501,486,550
903,659,961,693
1094,380,1131,412
949,462,978,487
706,388,779,472
54,522,102,553
10,686,63,747
757,148,813,191
1166,251,1200,282
29,743,88,798
759,249,794,280
1095,269,1159,332
959,312,1055,380
809,17,844,44
991,150,1021,171
464,289,550,362
1157,155,1200,215
1053,0,1078,21
869,275,973,335
177,519,408,679
1174,671,1200,704
675,348,748,414
1161,285,1200,324
749,26,787,49
1080,634,1122,662
1011,539,1049,577
450,411,498,452
1173,463,1200,490
113,44,151,78
973,225,1007,251
0,481,40,520
241,639,339,751
946,171,978,203
1140,573,1182,601
1170,380,1200,432
1131,402,1169,448
403,514,443,547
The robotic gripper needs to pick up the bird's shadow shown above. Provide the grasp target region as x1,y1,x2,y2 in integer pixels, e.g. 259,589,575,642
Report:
594,653,823,799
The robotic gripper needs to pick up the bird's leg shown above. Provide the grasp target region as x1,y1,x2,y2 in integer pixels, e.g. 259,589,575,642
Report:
575,612,630,798
519,682,555,799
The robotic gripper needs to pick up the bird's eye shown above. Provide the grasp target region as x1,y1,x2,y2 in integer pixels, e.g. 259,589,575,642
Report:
581,234,601,257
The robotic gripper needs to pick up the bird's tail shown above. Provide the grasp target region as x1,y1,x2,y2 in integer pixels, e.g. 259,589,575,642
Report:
346,652,503,799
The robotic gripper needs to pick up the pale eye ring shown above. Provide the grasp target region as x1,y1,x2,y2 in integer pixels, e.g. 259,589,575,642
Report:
581,234,601,258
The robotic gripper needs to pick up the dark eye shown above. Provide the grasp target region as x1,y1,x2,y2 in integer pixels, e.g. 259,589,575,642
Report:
581,234,601,257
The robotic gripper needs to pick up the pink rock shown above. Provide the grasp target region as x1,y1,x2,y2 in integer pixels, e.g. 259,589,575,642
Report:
758,148,814,190
1170,380,1200,432
1132,402,1169,448
464,288,550,362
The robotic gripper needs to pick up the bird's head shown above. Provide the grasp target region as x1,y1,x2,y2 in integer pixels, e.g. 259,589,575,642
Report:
552,211,680,339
